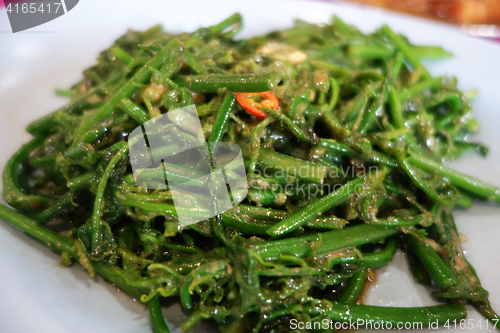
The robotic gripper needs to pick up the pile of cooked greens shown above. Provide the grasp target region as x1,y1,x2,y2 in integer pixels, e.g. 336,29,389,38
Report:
2,13,500,333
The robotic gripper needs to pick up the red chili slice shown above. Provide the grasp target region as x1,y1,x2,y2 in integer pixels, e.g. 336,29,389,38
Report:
235,91,279,119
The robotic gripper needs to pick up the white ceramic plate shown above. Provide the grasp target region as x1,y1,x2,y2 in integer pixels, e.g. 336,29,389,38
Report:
1,0,500,332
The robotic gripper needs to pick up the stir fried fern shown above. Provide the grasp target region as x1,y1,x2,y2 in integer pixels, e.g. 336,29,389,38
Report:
1,13,500,333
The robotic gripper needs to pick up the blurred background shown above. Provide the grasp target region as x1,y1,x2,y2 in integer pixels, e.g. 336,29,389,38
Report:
334,0,500,41
1,0,500,40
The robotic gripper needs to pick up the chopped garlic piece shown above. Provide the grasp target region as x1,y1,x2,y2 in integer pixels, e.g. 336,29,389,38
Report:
257,42,307,65
274,193,287,206
286,50,307,65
